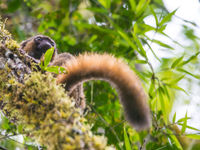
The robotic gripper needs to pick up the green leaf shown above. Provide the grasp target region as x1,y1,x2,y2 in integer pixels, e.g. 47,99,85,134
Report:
168,84,187,94
43,47,54,68
159,9,177,26
169,75,185,84
117,29,140,54
136,0,150,17
134,60,147,64
177,116,191,123
143,38,161,62
186,134,200,140
132,31,147,58
171,56,184,68
98,0,111,9
149,79,155,97
107,18,146,58
129,0,136,11
152,39,174,50
172,112,176,123
158,24,167,32
45,66,66,74
179,52,200,66
149,6,158,26
87,35,98,45
181,112,187,134
159,31,184,48
178,123,200,132
139,24,156,33
177,68,200,79
124,127,132,150
162,85,170,100
158,87,165,115
46,66,58,74
87,7,108,14
166,129,183,150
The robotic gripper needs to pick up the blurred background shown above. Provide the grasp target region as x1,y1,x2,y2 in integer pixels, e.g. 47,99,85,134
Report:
1,0,200,149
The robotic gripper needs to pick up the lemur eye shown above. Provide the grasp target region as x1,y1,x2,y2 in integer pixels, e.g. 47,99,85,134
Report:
35,37,42,42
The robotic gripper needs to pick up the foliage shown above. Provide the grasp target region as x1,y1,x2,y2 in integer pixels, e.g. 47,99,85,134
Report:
1,0,200,149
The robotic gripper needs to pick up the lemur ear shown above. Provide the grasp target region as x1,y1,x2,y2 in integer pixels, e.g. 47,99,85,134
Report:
20,39,32,49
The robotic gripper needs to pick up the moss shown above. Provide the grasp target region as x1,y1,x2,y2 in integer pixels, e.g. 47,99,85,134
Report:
0,71,114,149
0,17,19,50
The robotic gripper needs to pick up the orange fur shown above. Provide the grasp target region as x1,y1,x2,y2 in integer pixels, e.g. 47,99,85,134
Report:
22,39,35,53
57,53,150,130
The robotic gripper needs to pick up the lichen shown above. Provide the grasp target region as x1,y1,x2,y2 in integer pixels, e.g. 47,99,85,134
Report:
0,17,19,50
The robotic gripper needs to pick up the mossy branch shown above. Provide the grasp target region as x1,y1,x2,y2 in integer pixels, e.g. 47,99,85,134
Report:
0,20,114,150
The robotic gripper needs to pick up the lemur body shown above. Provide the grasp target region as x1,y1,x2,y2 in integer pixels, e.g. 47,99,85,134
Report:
20,35,150,130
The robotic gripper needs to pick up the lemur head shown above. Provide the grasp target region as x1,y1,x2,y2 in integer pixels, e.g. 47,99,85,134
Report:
20,35,57,60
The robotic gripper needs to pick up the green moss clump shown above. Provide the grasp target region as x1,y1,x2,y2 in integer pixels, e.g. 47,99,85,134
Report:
0,72,114,150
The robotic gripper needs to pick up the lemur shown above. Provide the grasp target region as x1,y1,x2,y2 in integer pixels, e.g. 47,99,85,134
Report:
20,35,150,130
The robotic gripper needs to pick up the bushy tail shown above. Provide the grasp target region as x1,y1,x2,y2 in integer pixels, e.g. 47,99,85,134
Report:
56,53,150,130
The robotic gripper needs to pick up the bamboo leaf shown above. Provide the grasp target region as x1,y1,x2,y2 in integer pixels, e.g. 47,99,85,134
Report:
98,0,111,9
117,30,140,54
124,127,132,150
171,56,184,68
158,87,165,114
159,9,177,26
179,52,200,66
172,112,176,123
129,0,136,11
152,39,174,50
167,129,183,150
134,60,147,64
142,36,161,62
177,116,191,123
181,112,187,134
140,23,157,33
168,84,187,94
132,32,147,58
149,79,155,97
169,75,185,84
162,85,170,100
136,0,150,17
178,123,200,132
149,6,158,26
186,134,200,140
177,68,200,79
87,7,108,14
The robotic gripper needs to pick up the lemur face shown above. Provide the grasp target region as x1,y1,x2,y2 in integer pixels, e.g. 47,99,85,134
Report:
20,35,57,60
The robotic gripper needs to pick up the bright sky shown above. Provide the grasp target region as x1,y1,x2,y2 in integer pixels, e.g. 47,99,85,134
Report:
162,0,200,132
164,0,200,25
